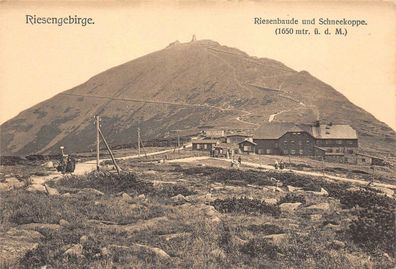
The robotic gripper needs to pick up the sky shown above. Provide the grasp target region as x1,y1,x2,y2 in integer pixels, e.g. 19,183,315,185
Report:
0,1,395,130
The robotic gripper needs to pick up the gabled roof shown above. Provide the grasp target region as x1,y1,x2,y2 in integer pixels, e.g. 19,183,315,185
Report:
238,140,257,145
254,123,311,139
254,122,358,140
192,139,219,144
226,133,252,138
311,125,357,139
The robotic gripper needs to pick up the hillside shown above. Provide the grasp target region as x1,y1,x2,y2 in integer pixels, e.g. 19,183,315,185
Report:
1,39,395,156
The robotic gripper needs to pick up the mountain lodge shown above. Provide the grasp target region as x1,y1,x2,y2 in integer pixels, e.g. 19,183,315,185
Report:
194,121,363,164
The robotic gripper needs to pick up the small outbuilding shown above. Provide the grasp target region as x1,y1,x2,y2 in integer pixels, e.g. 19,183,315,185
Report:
192,139,219,151
239,140,257,154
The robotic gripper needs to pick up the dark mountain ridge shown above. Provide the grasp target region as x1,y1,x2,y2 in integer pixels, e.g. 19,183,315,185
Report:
1,39,395,156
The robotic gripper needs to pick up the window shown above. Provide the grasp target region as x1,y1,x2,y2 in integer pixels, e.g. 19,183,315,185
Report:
347,140,353,145
257,149,264,154
299,149,304,155
291,140,295,143
336,140,342,145
361,158,366,163
266,149,271,154
204,144,208,149
196,144,201,149
283,149,289,155
306,140,310,144
244,146,251,151
290,150,296,155
325,140,330,145
284,140,288,144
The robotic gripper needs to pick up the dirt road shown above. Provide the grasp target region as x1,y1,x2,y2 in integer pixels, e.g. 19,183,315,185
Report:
167,155,396,191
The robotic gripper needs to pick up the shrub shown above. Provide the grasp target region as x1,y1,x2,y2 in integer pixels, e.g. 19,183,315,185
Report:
247,224,284,235
279,193,306,205
338,189,395,209
240,239,280,259
211,197,280,217
55,171,154,195
155,185,197,198
349,206,395,256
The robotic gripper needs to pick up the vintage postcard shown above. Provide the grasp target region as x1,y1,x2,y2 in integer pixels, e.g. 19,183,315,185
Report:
0,1,395,268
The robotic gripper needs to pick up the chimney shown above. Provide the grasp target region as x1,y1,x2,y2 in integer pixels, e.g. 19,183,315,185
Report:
191,34,196,42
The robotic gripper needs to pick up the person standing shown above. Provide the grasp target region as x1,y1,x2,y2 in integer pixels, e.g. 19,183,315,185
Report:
279,160,284,170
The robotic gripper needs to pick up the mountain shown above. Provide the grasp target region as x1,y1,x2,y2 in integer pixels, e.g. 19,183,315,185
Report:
1,39,395,156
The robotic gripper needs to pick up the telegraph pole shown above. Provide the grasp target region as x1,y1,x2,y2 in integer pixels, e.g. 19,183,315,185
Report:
137,127,141,157
177,130,180,148
96,115,100,171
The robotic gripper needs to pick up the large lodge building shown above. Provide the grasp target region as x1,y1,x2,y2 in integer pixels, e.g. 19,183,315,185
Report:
193,121,363,163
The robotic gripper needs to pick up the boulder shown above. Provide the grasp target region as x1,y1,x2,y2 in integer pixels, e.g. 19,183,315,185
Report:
0,183,11,191
59,219,70,227
263,198,278,205
77,188,104,196
309,214,322,221
44,184,60,196
64,244,83,258
5,177,24,188
27,184,47,193
267,186,285,193
307,188,329,196
210,248,226,259
287,185,303,192
121,192,132,201
137,194,146,200
263,234,288,246
43,161,54,168
100,247,110,257
307,203,330,211
80,235,89,244
279,202,302,213
318,188,329,196
171,194,187,203
330,240,345,250
132,243,171,260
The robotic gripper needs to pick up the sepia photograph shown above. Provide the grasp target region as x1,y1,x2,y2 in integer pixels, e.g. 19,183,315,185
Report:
0,1,395,268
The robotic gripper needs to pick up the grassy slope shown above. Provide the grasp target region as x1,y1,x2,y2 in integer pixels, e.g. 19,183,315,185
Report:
0,162,395,268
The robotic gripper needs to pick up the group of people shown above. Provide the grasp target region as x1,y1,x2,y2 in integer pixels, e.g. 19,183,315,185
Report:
231,156,242,168
56,154,76,174
274,160,285,170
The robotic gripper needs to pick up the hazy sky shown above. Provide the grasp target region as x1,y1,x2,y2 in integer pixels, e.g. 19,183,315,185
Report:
0,1,395,130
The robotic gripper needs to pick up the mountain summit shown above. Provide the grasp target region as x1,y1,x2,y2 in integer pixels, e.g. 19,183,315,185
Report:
1,39,395,155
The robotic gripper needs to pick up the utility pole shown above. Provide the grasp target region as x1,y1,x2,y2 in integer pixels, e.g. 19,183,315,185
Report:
98,128,120,176
177,130,180,148
177,130,180,154
96,115,100,171
137,127,141,157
